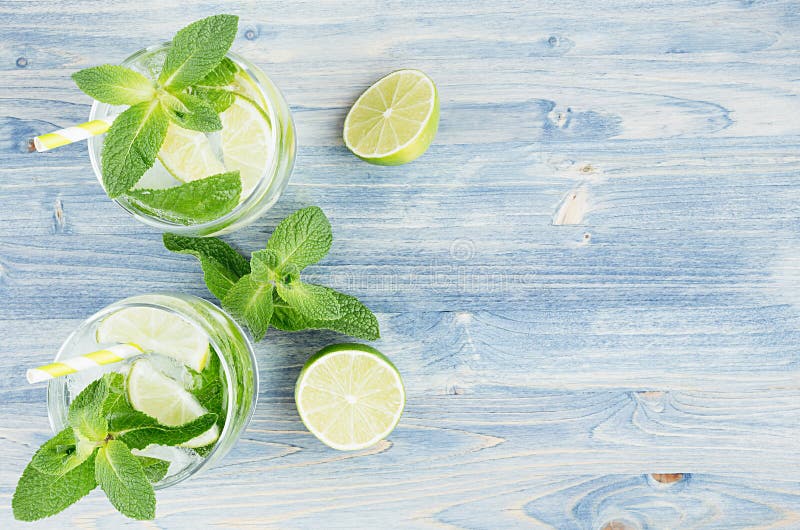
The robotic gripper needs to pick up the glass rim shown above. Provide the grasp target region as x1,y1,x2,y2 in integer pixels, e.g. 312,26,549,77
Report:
46,292,259,490
87,43,285,234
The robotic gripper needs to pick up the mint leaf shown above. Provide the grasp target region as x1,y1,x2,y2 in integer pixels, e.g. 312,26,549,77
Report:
31,427,94,475
275,281,340,321
72,65,156,105
189,57,238,113
189,351,225,427
195,57,238,87
160,91,222,132
68,379,109,441
163,234,250,299
95,440,155,520
101,99,169,197
13,450,97,521
125,171,241,225
100,372,127,416
135,456,169,483
272,289,380,340
222,274,274,340
267,206,333,271
117,413,217,450
252,248,301,291
159,14,239,91
193,87,236,113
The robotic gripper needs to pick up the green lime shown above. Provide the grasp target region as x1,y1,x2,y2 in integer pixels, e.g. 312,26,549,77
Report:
157,123,226,183
343,69,439,165
127,358,219,448
295,343,405,451
95,306,210,371
220,94,272,198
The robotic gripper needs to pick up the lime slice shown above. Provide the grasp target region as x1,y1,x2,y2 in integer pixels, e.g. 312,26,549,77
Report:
127,358,219,448
230,70,269,110
220,94,272,199
343,69,439,166
96,307,210,371
157,123,227,183
295,343,405,451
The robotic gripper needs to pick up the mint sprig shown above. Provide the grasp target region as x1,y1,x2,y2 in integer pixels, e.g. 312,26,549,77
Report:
72,14,240,207
163,206,380,341
13,371,220,521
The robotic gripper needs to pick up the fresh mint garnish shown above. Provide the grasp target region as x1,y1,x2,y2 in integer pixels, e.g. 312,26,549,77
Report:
14,367,221,521
30,427,93,475
101,100,169,197
12,450,98,521
72,65,156,105
158,14,239,91
95,440,155,520
159,91,223,132
163,206,380,341
271,290,380,340
189,57,238,113
73,14,241,210
274,281,341,321
222,274,274,339
266,205,333,270
117,413,217,450
136,456,170,484
163,233,250,299
67,378,109,441
125,171,241,225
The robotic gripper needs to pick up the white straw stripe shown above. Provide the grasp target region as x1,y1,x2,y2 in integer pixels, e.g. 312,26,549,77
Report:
26,369,56,384
62,356,100,371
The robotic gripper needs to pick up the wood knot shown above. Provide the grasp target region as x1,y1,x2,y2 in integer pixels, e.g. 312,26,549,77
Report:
244,29,257,40
601,521,639,530
651,473,685,484
16,56,28,68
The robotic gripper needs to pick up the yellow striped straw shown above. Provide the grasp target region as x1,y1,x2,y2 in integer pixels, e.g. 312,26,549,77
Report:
26,343,144,384
31,118,114,152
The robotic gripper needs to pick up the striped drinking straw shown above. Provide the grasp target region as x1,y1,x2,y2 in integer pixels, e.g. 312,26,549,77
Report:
26,343,143,384
29,117,114,152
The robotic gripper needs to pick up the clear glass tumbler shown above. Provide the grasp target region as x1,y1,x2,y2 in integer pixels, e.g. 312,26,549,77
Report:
88,44,296,236
47,293,258,489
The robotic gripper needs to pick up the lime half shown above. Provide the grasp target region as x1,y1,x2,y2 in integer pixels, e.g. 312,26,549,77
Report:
96,307,210,371
343,69,439,165
127,358,219,448
295,343,405,451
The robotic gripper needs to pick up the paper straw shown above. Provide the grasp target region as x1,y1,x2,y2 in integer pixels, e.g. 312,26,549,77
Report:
26,343,143,384
31,118,114,152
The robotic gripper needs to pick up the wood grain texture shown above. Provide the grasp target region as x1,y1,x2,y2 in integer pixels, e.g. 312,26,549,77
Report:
2,0,800,527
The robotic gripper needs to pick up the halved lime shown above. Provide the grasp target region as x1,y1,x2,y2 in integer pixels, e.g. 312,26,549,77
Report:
127,358,219,448
295,343,405,451
157,123,226,183
220,95,272,199
343,69,439,165
96,307,210,371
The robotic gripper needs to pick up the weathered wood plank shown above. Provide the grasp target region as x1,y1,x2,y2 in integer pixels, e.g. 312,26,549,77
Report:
2,0,800,527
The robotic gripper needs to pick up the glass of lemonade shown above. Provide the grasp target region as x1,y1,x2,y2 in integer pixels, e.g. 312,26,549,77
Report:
47,293,257,489
88,44,296,237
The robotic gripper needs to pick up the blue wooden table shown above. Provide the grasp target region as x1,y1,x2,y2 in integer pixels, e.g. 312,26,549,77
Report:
2,1,800,528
